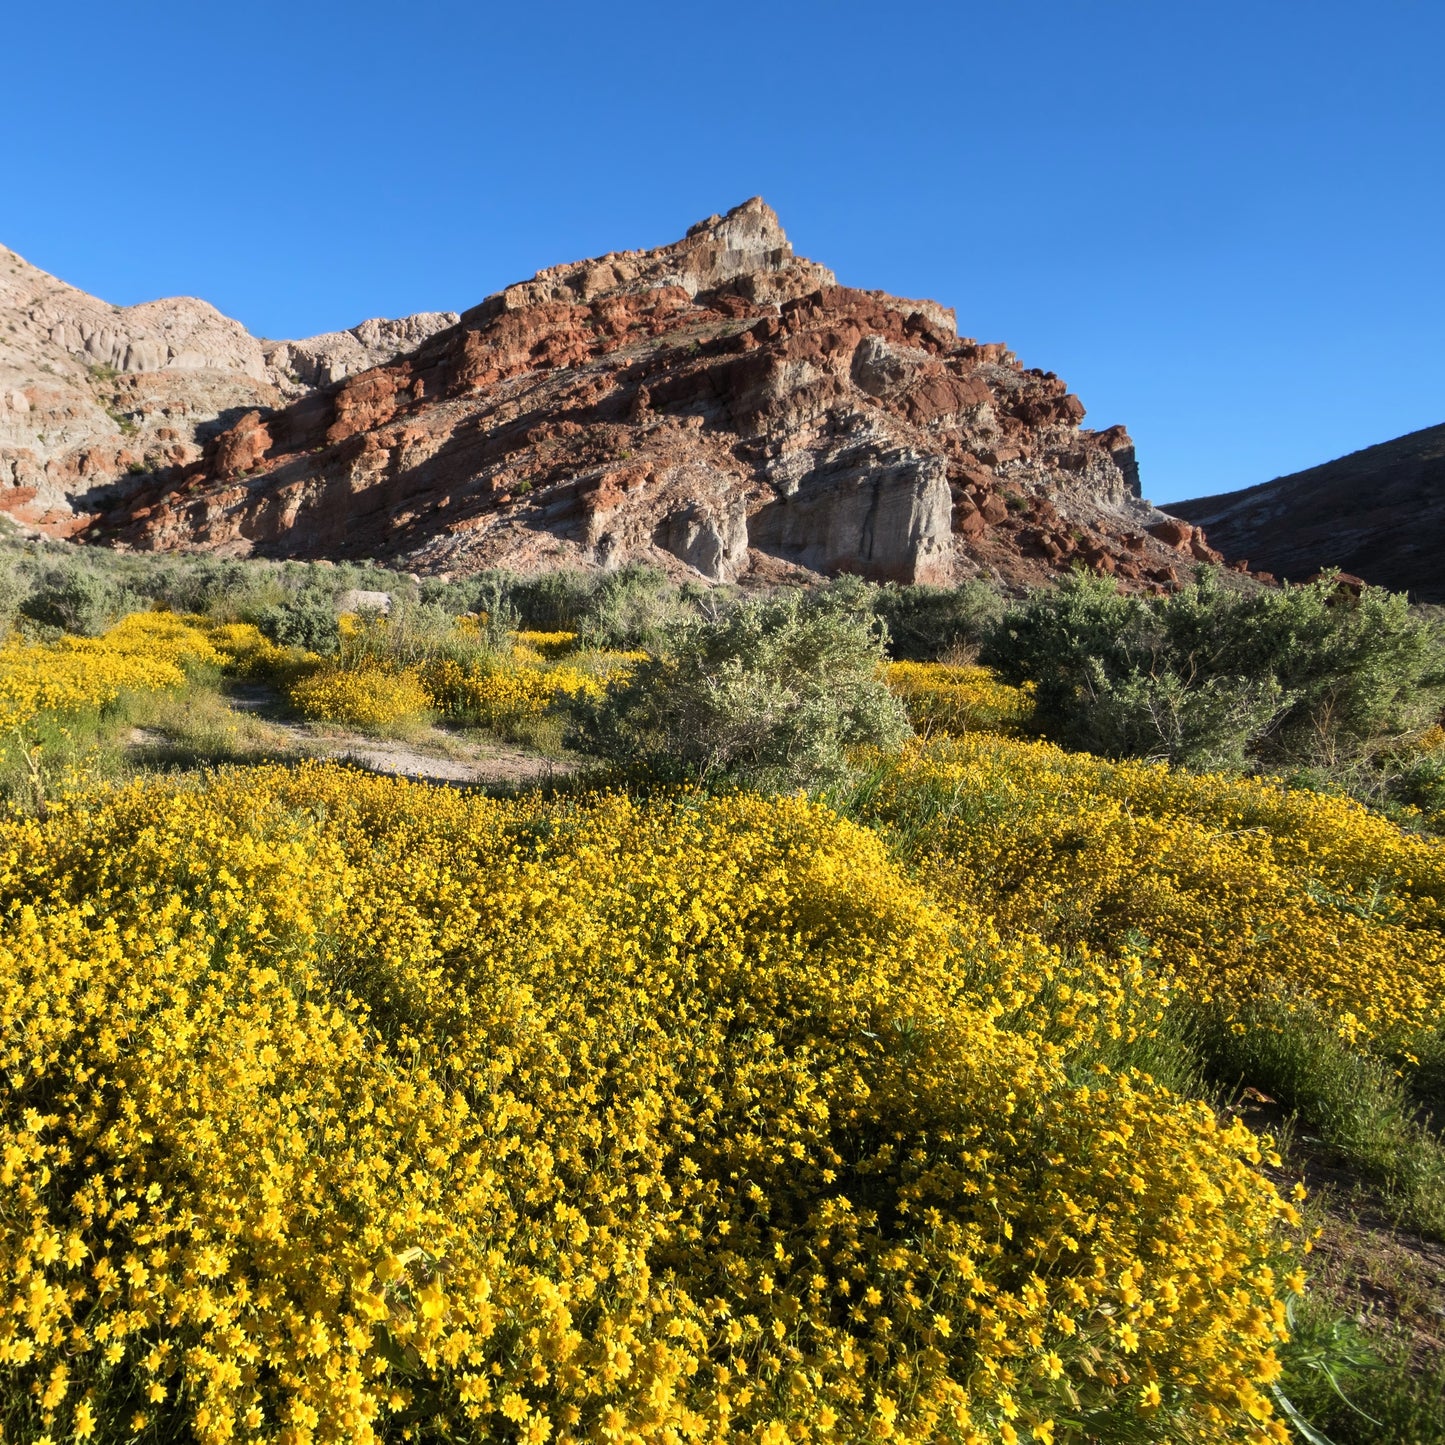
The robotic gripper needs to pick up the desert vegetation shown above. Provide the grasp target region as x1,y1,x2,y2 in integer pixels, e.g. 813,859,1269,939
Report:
2,534,1445,1442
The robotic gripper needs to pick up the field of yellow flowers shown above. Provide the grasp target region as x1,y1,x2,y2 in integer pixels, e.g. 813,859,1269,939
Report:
3,627,1443,1441
289,620,644,735
0,613,232,738
2,763,1307,1445
0,610,630,750
852,732,1445,1062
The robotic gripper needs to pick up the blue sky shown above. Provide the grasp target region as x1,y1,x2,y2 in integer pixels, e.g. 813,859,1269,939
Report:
3,0,1441,504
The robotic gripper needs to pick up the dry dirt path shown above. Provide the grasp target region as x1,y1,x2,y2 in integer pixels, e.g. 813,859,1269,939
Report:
130,682,580,790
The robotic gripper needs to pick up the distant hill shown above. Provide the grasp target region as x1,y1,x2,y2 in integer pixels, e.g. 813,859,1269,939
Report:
1169,423,1445,602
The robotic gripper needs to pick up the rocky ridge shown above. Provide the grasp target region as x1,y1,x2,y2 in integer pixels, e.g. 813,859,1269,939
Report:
0,242,455,534
1168,422,1445,603
11,204,1231,589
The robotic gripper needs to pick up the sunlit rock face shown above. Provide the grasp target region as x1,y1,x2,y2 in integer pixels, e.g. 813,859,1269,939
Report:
17,200,1209,588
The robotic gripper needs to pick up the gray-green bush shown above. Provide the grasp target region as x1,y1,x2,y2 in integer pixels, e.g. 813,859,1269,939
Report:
983,570,1445,772
864,578,1005,661
19,563,147,636
570,588,911,790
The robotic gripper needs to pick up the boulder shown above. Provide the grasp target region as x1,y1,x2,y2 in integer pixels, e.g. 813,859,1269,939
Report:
1147,518,1194,550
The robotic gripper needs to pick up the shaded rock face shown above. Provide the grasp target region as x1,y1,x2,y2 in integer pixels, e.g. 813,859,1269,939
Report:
34,198,1218,590
750,450,954,583
1168,423,1445,602
0,242,456,534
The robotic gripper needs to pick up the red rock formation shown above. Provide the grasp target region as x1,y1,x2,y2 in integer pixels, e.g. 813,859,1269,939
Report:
81,200,1243,589
0,240,456,530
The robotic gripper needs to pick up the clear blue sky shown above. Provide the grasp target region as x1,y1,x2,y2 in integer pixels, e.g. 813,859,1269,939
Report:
3,1,1441,504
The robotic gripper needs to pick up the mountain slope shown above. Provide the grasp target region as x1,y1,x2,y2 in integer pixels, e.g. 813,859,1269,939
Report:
0,243,455,534
1169,423,1445,601
79,200,1218,589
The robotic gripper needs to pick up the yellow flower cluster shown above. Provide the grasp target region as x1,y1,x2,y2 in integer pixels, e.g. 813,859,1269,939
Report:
424,633,644,731
0,612,249,736
860,735,1445,1055
0,764,1303,1444
204,621,316,680
422,655,603,729
1410,724,1445,754
513,630,580,659
297,616,638,732
885,663,1035,737
288,666,434,730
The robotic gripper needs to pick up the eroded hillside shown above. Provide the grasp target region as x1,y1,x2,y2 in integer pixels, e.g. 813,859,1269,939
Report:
52,200,1236,589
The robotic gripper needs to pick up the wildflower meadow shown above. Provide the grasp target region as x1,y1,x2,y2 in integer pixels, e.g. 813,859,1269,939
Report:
1,567,1443,1443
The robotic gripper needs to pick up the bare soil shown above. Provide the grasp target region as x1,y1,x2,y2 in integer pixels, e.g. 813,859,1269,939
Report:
128,682,580,791
1233,1091,1445,1370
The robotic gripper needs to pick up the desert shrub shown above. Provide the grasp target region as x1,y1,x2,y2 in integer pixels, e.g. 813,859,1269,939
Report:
19,561,147,636
419,571,522,643
429,566,707,651
502,567,602,632
335,599,495,670
0,564,29,633
519,564,700,650
984,571,1445,770
814,576,1004,663
148,557,290,617
251,584,342,655
868,579,1005,661
573,589,910,789
1394,752,1445,827
579,565,704,650
0,538,423,636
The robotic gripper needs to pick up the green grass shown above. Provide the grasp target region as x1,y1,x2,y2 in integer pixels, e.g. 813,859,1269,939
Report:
0,669,325,814
1278,1299,1445,1444
119,684,308,769
1193,1002,1445,1240
1275,1188,1445,1445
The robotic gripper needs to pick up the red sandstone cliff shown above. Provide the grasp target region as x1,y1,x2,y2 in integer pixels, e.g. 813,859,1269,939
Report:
24,201,1227,589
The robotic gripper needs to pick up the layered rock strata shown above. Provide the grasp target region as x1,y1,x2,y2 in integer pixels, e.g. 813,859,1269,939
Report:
0,243,454,534
12,203,1225,589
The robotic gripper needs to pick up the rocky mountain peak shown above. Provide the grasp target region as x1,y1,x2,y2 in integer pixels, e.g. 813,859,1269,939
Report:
8,204,1235,591
474,197,839,319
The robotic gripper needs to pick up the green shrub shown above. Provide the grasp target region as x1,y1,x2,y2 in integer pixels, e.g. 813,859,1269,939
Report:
252,586,341,655
337,597,499,672
984,571,1445,770
867,578,1005,661
18,563,146,636
571,589,911,790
